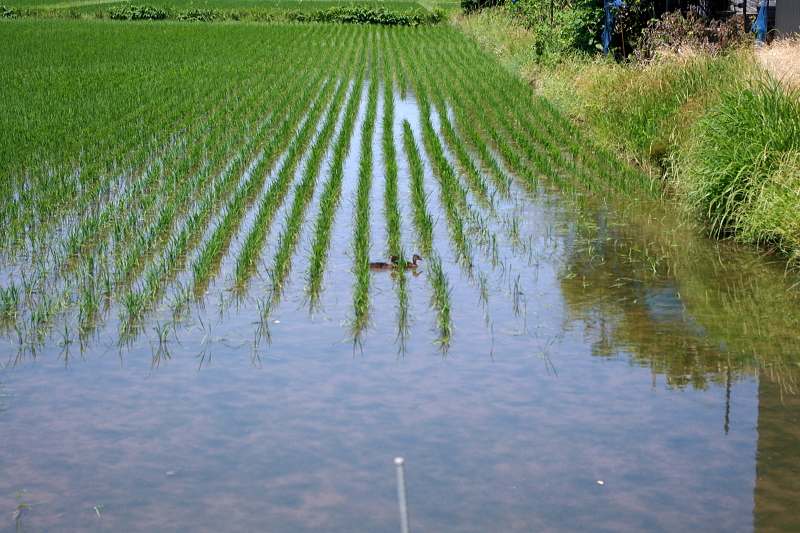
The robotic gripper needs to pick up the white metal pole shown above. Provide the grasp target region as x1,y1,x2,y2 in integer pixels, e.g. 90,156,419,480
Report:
395,457,410,533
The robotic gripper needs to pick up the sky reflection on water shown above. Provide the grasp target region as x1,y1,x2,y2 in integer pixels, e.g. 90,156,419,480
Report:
0,225,763,533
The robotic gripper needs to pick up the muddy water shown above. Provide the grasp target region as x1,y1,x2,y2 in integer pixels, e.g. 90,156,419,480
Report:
2,91,800,532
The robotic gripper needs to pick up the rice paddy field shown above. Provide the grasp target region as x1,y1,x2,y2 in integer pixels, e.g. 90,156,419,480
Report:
2,19,800,533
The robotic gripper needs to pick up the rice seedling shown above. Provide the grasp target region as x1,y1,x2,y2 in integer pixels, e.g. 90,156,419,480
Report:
266,71,354,304
410,89,473,267
347,45,380,347
401,120,434,256
426,254,454,352
192,63,333,294
304,52,367,310
233,71,343,287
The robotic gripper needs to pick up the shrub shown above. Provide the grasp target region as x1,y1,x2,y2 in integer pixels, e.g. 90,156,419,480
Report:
177,8,216,21
636,11,747,62
291,5,444,26
2,4,20,17
107,3,167,20
502,0,604,58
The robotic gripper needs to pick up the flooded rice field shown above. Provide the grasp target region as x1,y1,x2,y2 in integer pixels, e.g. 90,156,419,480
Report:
2,21,799,533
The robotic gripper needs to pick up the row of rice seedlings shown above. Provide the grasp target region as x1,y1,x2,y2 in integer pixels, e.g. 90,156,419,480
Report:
190,63,331,294
409,33,551,194
4,98,179,258
399,119,454,350
398,34,514,202
436,32,643,196
456,37,651,196
2,52,224,251
58,82,248,279
451,102,514,197
413,58,493,209
380,39,411,353
401,120,434,257
129,56,338,325
408,31,557,336
347,46,380,347
408,45,524,265
408,71,474,267
35,27,322,268
5,37,294,322
265,66,357,305
94,51,291,261
233,56,348,288
111,98,272,294
381,54,404,261
112,85,327,328
411,49,538,202
304,48,368,311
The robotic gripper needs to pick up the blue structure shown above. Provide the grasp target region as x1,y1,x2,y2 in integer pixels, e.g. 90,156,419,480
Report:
602,0,625,56
753,0,769,43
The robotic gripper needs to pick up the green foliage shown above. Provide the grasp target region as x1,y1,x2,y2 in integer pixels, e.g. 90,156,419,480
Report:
677,77,800,254
2,4,20,17
108,3,167,19
291,4,444,25
503,0,603,60
5,1,443,24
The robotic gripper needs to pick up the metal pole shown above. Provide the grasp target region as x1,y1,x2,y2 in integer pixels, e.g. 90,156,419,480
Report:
395,457,410,533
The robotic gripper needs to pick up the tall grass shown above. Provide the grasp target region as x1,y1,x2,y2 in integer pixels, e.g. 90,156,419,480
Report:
676,77,800,257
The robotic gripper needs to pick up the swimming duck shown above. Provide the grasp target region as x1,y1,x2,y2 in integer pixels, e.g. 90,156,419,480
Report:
404,254,422,269
369,256,398,270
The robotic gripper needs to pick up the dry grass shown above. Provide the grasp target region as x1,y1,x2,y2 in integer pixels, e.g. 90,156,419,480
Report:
757,36,800,90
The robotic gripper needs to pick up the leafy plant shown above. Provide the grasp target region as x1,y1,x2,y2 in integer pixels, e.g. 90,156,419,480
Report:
107,3,167,19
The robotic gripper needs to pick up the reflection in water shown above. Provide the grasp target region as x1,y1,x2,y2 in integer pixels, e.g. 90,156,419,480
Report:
557,190,800,532
755,365,800,533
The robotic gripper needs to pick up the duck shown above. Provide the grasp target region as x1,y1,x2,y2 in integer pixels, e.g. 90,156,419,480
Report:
369,256,398,270
403,254,422,269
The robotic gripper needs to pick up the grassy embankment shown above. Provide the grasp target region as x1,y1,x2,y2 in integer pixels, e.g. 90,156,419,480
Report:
454,9,800,262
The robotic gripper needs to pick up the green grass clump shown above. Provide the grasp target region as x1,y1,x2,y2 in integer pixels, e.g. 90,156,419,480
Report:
676,77,800,258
